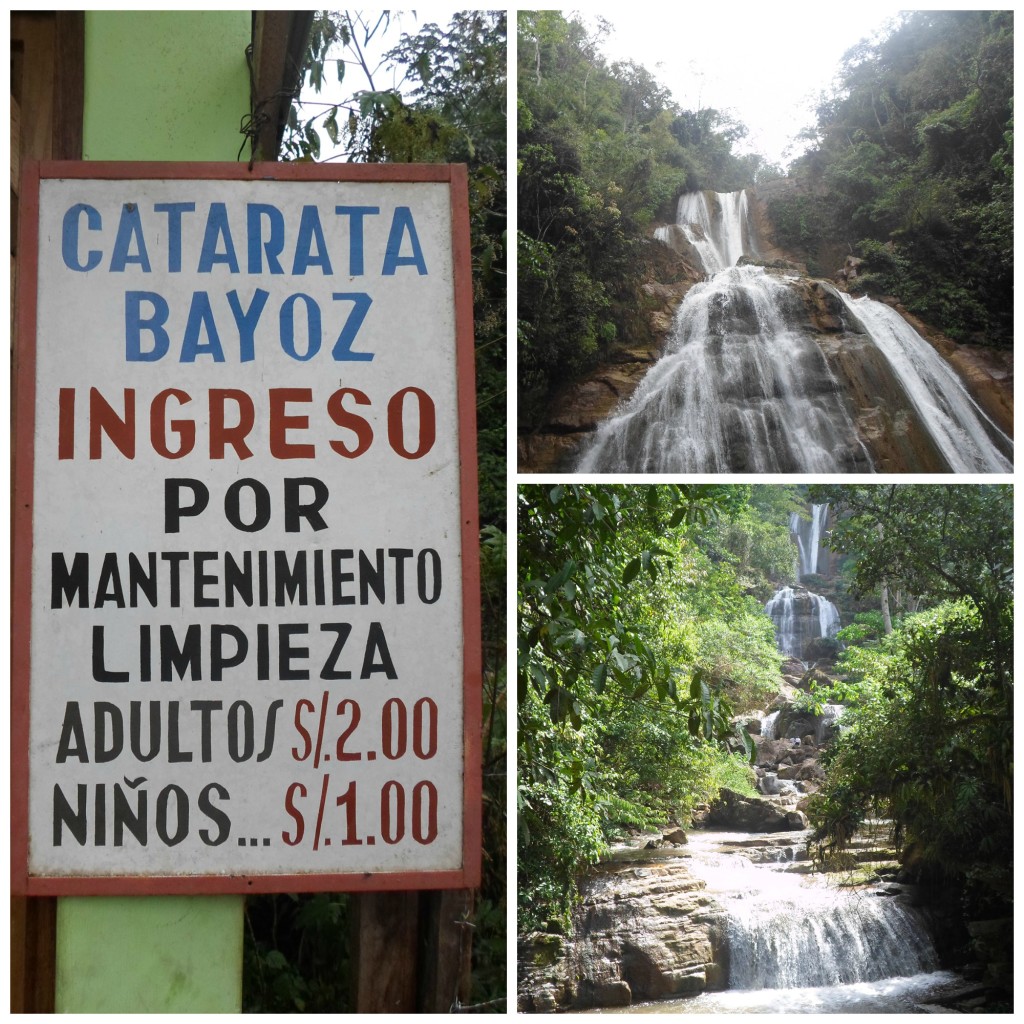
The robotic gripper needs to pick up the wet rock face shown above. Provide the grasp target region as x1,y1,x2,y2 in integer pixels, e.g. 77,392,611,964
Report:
517,858,727,1012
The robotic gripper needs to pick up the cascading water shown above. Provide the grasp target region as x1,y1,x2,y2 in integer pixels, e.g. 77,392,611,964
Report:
791,503,829,577
764,585,840,663
575,190,1013,473
576,263,873,473
840,295,1013,473
603,832,954,1014
675,190,753,273
764,503,840,664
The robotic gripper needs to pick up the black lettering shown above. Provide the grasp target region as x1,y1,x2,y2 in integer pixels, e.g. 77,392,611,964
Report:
51,552,89,608
167,702,193,762
211,625,247,681
93,625,130,682
191,700,223,762
53,783,88,845
114,780,148,846
257,699,284,761
320,623,352,680
155,785,188,845
94,702,123,762
56,702,89,763
361,622,396,679
227,701,254,761
198,782,231,845
165,478,209,533
284,476,329,533
225,478,270,532
418,548,442,603
130,700,161,761
160,623,202,680
279,624,309,680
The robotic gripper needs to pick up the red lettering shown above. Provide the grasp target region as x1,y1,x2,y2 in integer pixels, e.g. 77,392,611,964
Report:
89,388,135,460
150,388,195,458
326,388,373,458
269,388,315,459
210,389,255,459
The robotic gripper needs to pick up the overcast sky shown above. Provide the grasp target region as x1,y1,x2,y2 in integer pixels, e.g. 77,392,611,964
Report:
578,6,912,167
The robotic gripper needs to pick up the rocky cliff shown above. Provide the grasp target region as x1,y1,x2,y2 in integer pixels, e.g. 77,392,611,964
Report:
517,185,1013,473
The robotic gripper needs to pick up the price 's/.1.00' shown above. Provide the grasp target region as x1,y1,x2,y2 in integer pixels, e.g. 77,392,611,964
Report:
283,776,439,849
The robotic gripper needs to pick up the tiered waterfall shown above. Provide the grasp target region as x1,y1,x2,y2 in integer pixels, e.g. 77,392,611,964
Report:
577,190,1012,473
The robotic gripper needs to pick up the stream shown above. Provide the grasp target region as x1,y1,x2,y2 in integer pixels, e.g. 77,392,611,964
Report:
598,830,963,1014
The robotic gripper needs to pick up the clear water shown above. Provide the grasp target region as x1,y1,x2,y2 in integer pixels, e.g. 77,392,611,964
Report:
600,971,965,1013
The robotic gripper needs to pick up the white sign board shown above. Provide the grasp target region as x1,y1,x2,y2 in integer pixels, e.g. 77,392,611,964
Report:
14,162,481,895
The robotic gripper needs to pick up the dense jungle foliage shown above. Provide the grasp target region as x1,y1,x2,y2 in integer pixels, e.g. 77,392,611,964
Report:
771,10,1013,345
518,11,1013,430
517,12,779,428
518,484,798,929
518,485,1013,942
805,485,1013,928
243,12,507,1012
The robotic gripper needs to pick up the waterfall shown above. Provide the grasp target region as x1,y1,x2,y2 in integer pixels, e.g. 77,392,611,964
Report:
764,586,840,662
574,190,1013,473
815,703,845,745
675,190,752,274
575,265,873,473
790,503,828,577
726,894,939,989
840,294,1013,473
680,831,946,1011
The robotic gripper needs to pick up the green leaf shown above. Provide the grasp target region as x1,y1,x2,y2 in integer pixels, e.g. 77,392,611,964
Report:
622,557,641,584
324,108,339,145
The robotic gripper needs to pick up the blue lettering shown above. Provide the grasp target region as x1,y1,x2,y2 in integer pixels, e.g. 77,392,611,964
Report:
331,293,374,361
381,207,427,275
198,203,240,273
153,203,196,272
125,292,170,361
291,205,332,275
227,289,270,362
246,204,285,274
334,206,379,276
62,204,102,272
280,294,322,361
110,204,152,272
180,292,225,362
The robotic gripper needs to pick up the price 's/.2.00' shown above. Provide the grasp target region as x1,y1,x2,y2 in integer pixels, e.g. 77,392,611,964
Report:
292,694,439,768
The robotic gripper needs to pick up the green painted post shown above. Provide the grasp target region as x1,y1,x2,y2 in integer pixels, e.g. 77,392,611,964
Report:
56,898,244,1013
55,11,251,1012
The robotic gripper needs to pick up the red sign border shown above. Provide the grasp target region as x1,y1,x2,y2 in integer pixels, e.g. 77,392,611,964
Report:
12,161,482,896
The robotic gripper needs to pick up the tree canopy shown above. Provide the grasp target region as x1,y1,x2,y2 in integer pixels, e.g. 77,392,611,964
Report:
516,13,769,428
781,11,1013,344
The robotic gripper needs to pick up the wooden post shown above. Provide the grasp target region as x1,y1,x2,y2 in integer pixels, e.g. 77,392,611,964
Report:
10,898,56,1013
419,888,475,1012
351,890,475,1012
10,13,81,1012
352,892,421,1012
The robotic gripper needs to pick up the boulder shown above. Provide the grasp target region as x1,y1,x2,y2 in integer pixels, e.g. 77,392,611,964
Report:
517,858,727,1011
706,789,806,832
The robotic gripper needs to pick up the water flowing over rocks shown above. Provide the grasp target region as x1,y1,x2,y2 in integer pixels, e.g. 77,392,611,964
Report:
518,187,1013,473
